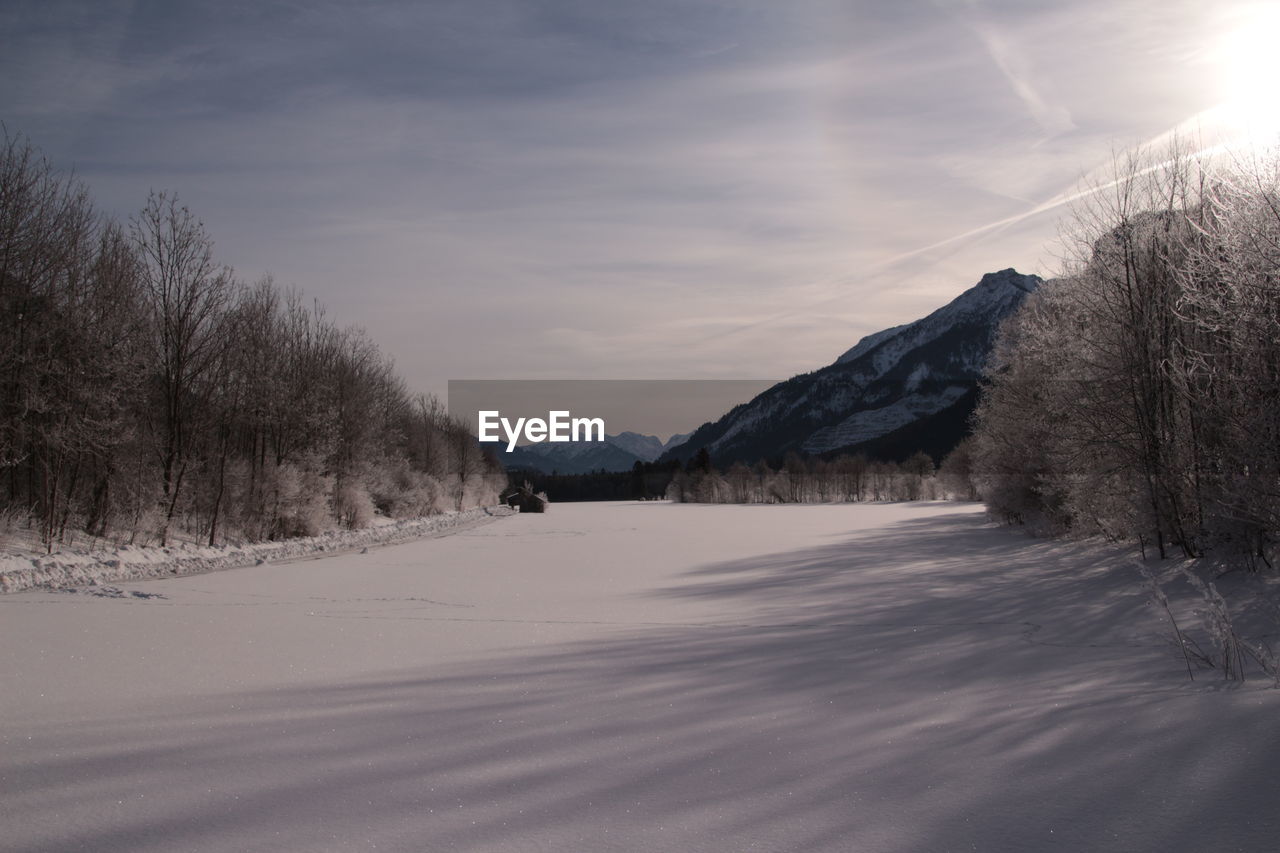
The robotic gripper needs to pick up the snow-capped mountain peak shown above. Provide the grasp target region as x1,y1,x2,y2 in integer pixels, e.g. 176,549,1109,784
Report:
662,268,1042,465
607,432,666,462
498,430,691,475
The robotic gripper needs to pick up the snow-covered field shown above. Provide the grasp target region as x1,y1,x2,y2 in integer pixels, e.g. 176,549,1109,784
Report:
1,501,1276,852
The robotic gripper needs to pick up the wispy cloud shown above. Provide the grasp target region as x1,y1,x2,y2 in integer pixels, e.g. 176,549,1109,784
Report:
0,0,1252,395
961,11,1075,139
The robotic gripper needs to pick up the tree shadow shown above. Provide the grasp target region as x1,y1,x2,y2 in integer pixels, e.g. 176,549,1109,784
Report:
6,508,1280,852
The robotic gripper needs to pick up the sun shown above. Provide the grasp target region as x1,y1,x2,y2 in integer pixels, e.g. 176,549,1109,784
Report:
1215,4,1280,146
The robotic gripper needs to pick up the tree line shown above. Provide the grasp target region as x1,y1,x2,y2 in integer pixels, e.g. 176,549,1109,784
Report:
1,132,504,552
508,461,682,503
665,447,976,504
509,445,979,505
971,142,1280,568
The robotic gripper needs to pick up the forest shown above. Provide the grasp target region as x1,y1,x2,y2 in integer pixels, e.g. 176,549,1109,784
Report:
972,142,1280,569
510,444,975,504
0,132,505,553
662,448,971,504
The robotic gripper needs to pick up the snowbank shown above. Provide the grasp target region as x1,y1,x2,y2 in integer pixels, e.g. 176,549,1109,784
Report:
0,505,515,594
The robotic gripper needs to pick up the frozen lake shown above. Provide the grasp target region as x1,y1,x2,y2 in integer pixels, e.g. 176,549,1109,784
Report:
2,501,1277,852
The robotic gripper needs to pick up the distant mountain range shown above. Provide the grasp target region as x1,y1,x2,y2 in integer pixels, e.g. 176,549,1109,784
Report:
661,268,1041,466
500,431,692,475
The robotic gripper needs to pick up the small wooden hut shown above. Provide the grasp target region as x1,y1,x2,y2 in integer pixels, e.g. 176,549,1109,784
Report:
503,482,548,513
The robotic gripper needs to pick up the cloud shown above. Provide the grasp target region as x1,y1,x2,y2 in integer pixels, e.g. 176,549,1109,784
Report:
0,0,1251,395
965,17,1076,139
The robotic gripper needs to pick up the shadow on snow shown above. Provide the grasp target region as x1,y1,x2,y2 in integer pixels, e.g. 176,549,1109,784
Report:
7,508,1279,852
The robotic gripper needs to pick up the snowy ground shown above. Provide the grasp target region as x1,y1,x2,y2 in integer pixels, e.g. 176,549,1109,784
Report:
0,506,514,594
1,501,1277,852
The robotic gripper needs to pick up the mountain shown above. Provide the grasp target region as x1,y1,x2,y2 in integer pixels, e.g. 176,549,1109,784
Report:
499,431,690,475
663,432,692,453
502,441,643,475
661,268,1041,466
606,432,666,462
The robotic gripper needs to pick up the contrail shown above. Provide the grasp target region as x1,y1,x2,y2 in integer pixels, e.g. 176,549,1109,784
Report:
700,111,1249,345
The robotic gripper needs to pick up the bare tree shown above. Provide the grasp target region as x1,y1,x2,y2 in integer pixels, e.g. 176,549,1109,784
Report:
2,132,508,553
131,191,235,544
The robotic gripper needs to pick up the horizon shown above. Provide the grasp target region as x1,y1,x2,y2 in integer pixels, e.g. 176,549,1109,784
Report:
448,379,781,444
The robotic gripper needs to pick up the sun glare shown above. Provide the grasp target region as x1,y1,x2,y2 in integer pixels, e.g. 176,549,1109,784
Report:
1215,5,1280,146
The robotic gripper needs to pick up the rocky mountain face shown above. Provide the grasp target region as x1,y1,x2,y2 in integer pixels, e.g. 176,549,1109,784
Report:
661,268,1041,466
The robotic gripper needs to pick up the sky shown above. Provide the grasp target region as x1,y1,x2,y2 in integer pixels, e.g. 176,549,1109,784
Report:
2,0,1276,400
